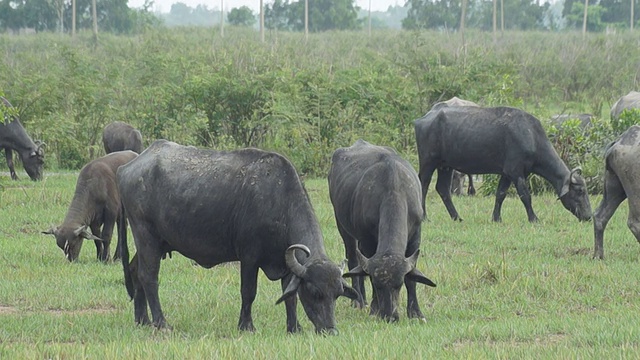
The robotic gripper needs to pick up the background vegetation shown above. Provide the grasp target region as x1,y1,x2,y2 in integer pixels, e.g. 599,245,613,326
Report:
1,176,640,358
2,28,640,192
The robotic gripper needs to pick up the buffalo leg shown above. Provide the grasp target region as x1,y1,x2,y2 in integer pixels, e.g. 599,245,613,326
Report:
513,176,538,222
90,224,105,260
100,215,117,262
405,233,425,320
593,170,626,259
4,148,17,180
135,239,169,329
337,223,366,308
435,167,462,221
451,171,463,196
281,276,302,333
129,253,151,325
492,175,512,222
418,164,437,218
467,174,476,196
238,261,258,332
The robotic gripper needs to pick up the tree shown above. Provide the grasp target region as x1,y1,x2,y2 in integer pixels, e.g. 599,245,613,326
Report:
566,2,607,31
264,0,291,30
227,6,256,27
265,0,360,32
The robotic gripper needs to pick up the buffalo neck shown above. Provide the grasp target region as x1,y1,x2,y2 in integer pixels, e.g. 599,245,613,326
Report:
532,146,571,197
0,120,36,154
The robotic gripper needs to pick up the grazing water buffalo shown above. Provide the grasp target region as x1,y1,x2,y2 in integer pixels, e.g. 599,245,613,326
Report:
0,97,45,180
102,121,143,154
611,91,640,120
117,140,359,333
414,106,592,223
43,151,138,262
593,125,640,259
430,97,480,196
328,140,436,322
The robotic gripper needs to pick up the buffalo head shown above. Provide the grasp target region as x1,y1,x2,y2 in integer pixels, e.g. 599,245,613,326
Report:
343,249,436,322
275,244,360,335
22,140,45,181
559,167,592,222
42,224,103,261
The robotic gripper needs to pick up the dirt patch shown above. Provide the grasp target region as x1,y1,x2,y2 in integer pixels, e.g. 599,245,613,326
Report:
0,305,18,314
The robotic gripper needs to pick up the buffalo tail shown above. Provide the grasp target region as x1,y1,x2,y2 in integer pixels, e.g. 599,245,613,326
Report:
118,202,135,300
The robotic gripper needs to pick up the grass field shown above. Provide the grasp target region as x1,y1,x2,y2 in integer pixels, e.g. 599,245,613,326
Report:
1,172,639,358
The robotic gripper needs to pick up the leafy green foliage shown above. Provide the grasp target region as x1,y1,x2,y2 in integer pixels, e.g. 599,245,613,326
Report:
227,6,257,27
264,0,362,31
1,29,639,187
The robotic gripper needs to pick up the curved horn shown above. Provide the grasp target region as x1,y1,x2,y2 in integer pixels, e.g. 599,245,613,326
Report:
285,244,311,278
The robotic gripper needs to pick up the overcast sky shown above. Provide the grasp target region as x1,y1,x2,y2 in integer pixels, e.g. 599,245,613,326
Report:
128,0,404,13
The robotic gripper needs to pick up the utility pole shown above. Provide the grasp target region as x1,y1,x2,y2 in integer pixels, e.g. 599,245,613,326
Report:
260,0,265,42
305,0,308,41
631,0,635,31
72,0,76,37
220,0,224,37
91,0,98,43
368,0,371,36
492,0,497,43
582,0,588,37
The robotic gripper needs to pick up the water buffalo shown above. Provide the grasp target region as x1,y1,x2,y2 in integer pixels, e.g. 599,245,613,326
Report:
43,151,138,262
117,140,359,333
593,125,640,259
328,140,436,322
611,91,640,120
414,106,592,223
102,121,143,154
0,97,45,180
429,97,480,197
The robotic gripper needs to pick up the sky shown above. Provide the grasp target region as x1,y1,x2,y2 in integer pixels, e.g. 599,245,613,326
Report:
127,0,404,14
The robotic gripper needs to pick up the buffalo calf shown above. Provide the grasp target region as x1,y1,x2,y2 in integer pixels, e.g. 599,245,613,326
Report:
43,151,137,262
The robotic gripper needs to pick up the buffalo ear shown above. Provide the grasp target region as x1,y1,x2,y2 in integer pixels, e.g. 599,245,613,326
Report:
406,268,437,287
74,225,103,241
342,265,367,278
275,276,301,305
341,280,361,301
42,227,57,236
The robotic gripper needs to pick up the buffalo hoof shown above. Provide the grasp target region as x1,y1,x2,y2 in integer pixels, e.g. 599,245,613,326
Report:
318,328,339,336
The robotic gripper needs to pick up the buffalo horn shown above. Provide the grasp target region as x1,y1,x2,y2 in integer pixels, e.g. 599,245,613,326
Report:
570,167,582,184
285,244,311,278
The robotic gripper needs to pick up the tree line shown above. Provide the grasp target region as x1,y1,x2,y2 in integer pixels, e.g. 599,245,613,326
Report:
0,0,637,34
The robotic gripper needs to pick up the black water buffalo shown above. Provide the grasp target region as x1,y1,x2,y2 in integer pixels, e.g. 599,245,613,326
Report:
117,140,359,333
43,151,138,262
430,97,480,196
414,106,592,223
328,140,436,322
102,121,143,154
593,125,640,259
611,91,640,120
0,97,45,180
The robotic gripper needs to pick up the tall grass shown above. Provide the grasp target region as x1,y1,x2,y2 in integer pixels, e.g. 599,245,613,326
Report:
1,173,639,358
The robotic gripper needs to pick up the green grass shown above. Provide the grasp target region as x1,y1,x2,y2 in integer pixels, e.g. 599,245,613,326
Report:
1,173,639,358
